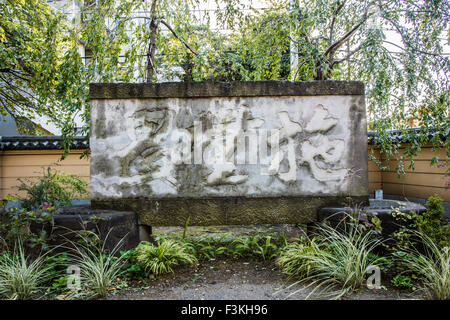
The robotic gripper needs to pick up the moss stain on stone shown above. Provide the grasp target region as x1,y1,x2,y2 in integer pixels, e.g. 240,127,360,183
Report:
92,195,368,227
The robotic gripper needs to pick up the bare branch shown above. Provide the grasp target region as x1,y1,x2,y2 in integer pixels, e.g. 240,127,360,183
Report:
160,20,199,56
331,43,364,67
146,0,158,83
113,15,199,57
329,0,347,46
383,40,446,58
313,6,371,80
323,9,369,59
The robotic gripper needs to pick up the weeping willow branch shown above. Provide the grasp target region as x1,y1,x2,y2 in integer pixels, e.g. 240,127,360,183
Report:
159,20,199,56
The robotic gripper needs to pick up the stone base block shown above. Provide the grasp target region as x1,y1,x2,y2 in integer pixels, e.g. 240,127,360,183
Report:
92,196,369,226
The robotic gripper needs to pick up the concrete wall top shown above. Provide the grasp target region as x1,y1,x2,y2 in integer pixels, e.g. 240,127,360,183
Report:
89,81,365,100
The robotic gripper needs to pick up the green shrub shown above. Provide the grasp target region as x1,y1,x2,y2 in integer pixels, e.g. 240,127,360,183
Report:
391,274,415,289
136,239,197,277
0,198,53,254
367,253,394,273
44,253,71,294
16,166,88,210
389,195,449,250
119,249,147,281
418,195,449,247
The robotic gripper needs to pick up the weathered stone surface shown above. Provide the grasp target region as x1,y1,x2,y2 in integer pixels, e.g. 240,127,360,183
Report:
90,81,369,226
318,199,427,236
90,80,364,99
30,205,139,253
92,196,367,226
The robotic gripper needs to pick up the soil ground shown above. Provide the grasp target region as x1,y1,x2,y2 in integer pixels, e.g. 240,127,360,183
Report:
109,257,419,300
109,225,422,301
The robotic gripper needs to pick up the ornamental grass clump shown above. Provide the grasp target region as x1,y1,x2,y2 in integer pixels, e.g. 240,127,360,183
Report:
0,244,51,300
136,239,197,277
277,239,322,279
67,232,126,299
277,221,384,299
399,231,450,300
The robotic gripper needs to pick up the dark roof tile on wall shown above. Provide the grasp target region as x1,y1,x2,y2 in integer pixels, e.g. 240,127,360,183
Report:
0,136,88,151
367,127,448,145
0,127,446,151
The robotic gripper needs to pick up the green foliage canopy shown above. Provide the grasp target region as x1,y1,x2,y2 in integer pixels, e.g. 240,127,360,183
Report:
0,0,74,131
0,0,448,170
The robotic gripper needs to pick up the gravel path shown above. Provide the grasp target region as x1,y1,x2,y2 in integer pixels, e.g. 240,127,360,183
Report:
110,225,420,300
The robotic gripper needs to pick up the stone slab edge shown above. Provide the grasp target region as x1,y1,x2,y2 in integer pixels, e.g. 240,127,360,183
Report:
90,81,364,99
92,195,369,226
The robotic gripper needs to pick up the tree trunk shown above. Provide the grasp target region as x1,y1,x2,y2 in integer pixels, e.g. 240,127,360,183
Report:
315,68,325,80
146,0,158,83
182,53,193,82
